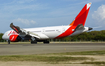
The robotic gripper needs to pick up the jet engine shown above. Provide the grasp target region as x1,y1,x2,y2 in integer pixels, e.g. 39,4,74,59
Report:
9,35,22,42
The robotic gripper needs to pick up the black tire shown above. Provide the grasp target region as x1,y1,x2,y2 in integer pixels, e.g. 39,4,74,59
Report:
8,40,10,44
31,41,37,44
43,40,49,44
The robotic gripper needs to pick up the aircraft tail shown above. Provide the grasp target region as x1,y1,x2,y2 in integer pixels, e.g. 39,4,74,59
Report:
70,3,91,26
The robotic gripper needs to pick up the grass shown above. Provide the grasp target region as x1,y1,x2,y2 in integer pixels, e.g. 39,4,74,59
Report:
46,50,105,55
81,61,105,64
0,50,105,62
0,50,105,64
81,61,105,66
0,55,89,63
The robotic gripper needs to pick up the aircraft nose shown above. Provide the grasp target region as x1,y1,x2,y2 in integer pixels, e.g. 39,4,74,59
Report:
2,32,9,40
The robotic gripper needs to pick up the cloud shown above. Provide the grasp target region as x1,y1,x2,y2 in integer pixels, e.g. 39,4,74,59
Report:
92,4,105,30
13,18,36,25
92,5,105,22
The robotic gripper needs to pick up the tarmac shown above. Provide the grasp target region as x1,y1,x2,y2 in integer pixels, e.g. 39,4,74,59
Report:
0,43,105,55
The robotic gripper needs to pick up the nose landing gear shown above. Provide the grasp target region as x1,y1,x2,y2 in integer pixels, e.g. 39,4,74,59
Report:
8,40,10,44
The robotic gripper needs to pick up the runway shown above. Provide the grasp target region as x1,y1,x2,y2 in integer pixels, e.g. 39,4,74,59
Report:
0,43,105,55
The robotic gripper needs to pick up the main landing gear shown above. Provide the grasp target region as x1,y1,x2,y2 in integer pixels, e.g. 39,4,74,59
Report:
31,41,37,44
31,37,37,44
31,40,50,44
31,37,50,44
43,40,49,44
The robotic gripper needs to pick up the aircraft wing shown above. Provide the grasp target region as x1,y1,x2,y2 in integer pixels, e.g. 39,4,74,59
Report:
10,23,40,39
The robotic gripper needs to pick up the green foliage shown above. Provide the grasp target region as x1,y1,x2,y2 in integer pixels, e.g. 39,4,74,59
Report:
81,61,105,64
0,55,88,63
52,30,105,41
48,50,105,55
0,33,4,42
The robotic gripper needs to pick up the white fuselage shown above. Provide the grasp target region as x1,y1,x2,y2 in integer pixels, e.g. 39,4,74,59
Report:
2,25,89,40
25,25,69,39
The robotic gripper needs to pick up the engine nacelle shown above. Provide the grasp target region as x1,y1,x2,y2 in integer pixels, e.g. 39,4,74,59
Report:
9,35,22,42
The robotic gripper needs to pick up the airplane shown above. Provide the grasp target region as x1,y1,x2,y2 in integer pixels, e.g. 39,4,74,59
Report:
2,3,92,44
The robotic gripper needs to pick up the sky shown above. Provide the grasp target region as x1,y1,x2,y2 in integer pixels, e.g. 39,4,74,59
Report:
0,0,105,33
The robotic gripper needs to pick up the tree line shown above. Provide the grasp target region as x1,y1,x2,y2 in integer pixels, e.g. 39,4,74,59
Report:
0,30,105,42
0,33,5,42
52,30,105,42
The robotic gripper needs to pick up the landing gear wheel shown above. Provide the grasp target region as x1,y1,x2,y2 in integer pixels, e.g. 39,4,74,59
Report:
31,37,37,44
31,41,37,44
43,40,49,44
8,40,10,44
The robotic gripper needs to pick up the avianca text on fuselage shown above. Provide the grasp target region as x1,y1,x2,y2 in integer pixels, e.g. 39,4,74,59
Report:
2,3,92,44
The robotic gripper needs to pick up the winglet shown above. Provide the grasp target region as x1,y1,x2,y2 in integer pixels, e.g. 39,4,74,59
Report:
69,3,91,26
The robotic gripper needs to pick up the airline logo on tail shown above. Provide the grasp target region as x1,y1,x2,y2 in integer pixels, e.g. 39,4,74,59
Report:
70,3,91,26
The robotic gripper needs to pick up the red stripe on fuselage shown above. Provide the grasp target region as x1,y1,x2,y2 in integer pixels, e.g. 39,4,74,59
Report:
55,26,76,39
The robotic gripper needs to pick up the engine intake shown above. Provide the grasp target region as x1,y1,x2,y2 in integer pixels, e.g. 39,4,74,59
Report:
9,35,22,42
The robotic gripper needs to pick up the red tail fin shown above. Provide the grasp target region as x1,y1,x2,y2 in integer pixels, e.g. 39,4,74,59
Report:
70,3,91,26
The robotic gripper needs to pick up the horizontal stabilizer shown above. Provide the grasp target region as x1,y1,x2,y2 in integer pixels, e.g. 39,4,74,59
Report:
74,24,84,31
